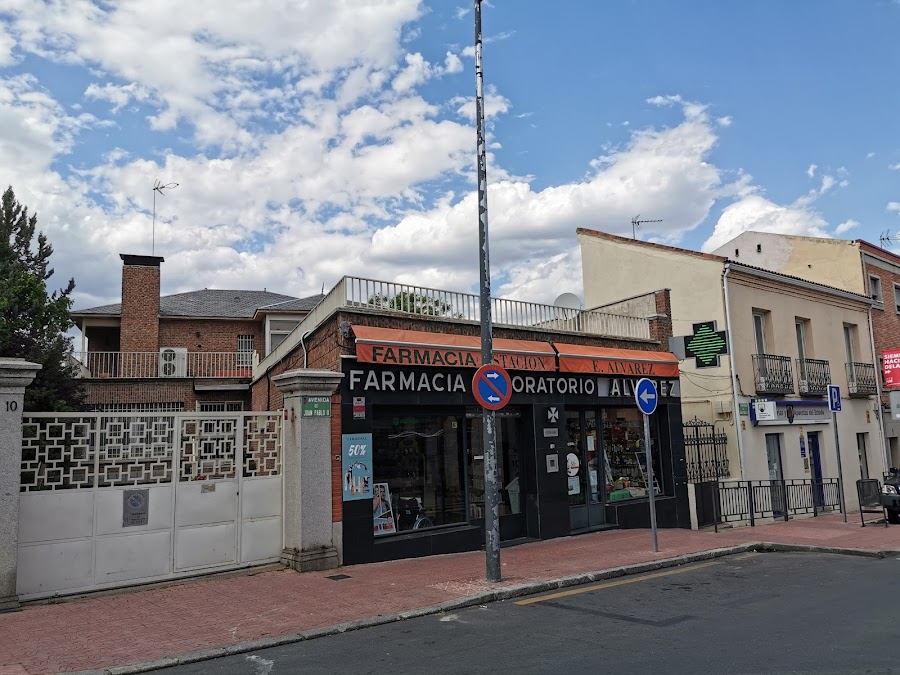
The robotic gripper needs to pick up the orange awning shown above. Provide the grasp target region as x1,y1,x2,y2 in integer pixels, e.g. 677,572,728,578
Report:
554,342,679,377
352,326,557,371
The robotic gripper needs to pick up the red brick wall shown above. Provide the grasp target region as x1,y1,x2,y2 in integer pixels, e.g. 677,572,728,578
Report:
864,261,900,406
120,264,160,353
650,289,673,343
159,319,263,353
82,381,252,410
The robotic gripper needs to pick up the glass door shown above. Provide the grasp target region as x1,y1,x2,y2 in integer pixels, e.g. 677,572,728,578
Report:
567,410,605,530
465,412,524,539
766,433,785,517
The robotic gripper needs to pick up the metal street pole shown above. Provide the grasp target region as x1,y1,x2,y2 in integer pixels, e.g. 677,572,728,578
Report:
643,413,659,552
832,411,847,523
474,0,500,582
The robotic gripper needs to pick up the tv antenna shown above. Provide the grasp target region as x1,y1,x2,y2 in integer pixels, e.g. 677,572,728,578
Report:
631,214,663,239
152,179,179,255
879,230,900,249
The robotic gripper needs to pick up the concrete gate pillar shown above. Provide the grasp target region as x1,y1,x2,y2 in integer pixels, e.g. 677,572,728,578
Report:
273,369,343,572
0,358,41,612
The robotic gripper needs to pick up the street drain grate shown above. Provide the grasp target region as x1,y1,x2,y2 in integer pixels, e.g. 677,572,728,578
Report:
326,574,352,580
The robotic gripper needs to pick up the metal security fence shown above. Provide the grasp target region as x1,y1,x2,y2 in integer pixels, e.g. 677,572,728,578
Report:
713,478,841,531
682,417,729,483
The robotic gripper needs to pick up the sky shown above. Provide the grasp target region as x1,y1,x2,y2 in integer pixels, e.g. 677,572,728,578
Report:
1,0,899,314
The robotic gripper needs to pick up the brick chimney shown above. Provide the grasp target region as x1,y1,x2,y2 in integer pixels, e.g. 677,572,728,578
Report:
119,254,164,353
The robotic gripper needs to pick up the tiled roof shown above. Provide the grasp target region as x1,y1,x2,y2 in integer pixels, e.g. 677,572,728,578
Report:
74,289,322,319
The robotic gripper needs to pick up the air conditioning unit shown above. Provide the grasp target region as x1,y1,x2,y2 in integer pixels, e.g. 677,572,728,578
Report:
158,347,187,377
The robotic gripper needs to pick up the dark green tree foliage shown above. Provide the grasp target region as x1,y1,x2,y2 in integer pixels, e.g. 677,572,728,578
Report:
0,186,83,410
368,291,454,316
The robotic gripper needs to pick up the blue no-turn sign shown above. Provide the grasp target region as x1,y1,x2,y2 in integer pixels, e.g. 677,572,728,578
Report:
472,363,512,411
635,378,658,415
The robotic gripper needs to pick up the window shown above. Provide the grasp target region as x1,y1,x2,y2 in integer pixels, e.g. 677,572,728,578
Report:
857,433,869,480
894,283,900,314
237,334,255,367
870,275,882,303
602,407,664,501
753,312,768,354
796,318,809,382
198,401,243,412
844,324,857,364
372,412,467,533
267,319,301,355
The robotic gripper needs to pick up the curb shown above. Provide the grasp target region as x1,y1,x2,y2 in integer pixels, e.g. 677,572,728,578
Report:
75,542,900,674
71,542,900,675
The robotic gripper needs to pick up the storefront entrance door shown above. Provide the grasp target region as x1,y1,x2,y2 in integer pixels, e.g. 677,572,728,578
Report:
465,412,525,540
566,410,606,530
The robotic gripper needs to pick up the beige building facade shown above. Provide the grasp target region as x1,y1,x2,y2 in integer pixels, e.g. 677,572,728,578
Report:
712,232,897,470
579,229,881,518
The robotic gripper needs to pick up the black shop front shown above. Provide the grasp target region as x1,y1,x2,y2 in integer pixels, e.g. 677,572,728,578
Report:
339,327,689,565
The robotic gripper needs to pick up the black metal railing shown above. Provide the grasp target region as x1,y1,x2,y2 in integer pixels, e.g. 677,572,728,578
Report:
713,478,841,530
683,417,730,483
753,354,795,395
846,362,877,397
796,358,830,396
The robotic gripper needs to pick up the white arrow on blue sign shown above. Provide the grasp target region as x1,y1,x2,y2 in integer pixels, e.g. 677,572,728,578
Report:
827,384,842,413
635,378,658,415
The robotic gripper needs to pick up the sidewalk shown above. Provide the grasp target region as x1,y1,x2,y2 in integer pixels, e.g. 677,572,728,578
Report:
2,513,899,675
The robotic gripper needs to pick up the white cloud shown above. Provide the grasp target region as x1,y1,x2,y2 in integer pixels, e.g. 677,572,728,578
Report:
835,219,860,235
889,202,900,215
807,163,817,178
889,163,900,171
866,152,875,159
717,116,732,127
84,82,153,113
702,194,831,252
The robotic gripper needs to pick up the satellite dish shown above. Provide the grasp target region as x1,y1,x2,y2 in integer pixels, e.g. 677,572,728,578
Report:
553,292,581,320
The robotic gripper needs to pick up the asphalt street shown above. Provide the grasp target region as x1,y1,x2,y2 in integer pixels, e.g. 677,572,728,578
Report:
160,552,900,675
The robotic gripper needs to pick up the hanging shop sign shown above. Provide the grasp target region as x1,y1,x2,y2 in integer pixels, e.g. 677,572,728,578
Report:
681,321,729,369
342,433,373,501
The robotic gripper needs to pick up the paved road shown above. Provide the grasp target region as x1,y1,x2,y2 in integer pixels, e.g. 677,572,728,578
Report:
161,552,900,674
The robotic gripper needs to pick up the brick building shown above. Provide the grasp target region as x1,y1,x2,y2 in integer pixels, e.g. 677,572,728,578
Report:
72,254,323,411
250,276,686,564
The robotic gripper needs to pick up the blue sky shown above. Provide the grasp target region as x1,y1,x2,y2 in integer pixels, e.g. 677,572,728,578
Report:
1,0,898,310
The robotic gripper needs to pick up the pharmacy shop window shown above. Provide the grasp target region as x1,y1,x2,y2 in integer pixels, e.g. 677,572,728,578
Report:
372,411,466,534
602,407,665,501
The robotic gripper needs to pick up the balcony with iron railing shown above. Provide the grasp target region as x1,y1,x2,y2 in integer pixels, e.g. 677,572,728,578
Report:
846,361,877,397
752,354,795,395
72,351,259,379
796,358,830,396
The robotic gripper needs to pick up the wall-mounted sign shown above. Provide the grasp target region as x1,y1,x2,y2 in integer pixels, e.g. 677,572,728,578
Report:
738,403,750,417
755,402,830,426
123,489,149,527
342,433,373,501
683,321,729,368
753,399,777,421
885,349,900,388
352,396,366,419
301,396,331,418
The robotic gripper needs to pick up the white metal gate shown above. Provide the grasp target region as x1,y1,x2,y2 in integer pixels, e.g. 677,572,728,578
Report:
16,412,283,600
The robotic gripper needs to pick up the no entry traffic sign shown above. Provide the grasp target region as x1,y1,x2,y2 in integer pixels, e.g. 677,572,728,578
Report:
472,363,512,411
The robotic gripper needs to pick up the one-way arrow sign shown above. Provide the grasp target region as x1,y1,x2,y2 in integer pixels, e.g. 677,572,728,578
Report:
635,378,658,415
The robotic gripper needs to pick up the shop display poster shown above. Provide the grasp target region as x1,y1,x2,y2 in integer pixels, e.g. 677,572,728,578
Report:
373,482,396,536
342,433,373,501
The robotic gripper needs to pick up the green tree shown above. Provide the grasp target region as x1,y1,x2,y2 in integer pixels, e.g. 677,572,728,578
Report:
368,291,455,317
0,186,83,411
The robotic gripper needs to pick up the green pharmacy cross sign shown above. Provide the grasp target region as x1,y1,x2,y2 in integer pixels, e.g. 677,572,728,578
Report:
684,321,729,368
